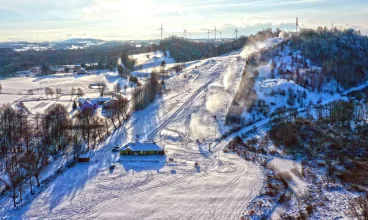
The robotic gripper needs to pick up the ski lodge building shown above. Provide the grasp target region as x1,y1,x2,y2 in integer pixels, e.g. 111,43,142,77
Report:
119,142,164,156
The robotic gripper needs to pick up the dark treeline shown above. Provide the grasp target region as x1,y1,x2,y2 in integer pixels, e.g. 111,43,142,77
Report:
159,36,247,62
0,42,159,77
269,100,368,190
132,70,163,110
269,99,368,161
291,28,368,88
160,28,282,63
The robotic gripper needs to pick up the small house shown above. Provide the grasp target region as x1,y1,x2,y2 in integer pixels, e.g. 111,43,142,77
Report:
103,99,118,110
81,100,97,111
77,69,88,75
94,97,112,105
75,67,88,75
120,142,164,156
78,153,90,162
77,98,86,105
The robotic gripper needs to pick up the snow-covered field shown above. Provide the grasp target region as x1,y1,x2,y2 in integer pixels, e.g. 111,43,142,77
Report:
0,39,284,219
0,71,129,114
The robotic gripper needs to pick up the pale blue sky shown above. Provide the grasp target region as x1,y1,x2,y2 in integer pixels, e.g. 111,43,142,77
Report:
0,0,367,42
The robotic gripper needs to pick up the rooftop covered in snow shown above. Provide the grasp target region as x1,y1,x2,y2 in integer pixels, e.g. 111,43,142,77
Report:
120,142,163,152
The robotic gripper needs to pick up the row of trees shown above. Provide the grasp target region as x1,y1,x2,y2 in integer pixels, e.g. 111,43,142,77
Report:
132,70,162,110
44,87,62,99
159,36,248,62
270,100,359,126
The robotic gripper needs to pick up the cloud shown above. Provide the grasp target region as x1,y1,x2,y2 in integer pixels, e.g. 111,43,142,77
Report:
82,0,183,17
0,9,24,23
0,0,367,41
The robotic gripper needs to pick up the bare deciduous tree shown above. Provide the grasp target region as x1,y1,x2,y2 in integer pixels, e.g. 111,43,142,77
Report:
77,88,84,97
71,87,76,101
97,82,106,97
114,83,121,95
0,162,22,207
44,87,52,99
55,88,62,99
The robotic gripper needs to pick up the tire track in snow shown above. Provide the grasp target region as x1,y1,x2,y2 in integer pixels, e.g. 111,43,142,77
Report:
146,58,230,141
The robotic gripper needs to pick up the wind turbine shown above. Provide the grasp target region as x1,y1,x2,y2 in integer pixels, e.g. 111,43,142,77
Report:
234,27,240,39
296,17,299,32
183,28,188,39
212,25,218,39
219,31,222,39
206,29,212,39
158,23,164,40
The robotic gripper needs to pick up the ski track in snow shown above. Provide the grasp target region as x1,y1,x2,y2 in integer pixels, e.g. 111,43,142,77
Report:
1,40,286,220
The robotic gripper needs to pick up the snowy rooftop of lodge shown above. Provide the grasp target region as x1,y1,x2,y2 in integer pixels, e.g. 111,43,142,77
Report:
78,97,113,104
120,142,163,152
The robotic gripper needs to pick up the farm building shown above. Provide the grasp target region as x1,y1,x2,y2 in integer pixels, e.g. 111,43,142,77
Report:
103,99,118,110
78,97,113,106
78,153,91,162
120,142,165,156
80,100,97,111
94,97,112,105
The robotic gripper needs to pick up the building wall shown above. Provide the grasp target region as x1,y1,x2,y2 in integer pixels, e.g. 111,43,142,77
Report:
120,150,164,155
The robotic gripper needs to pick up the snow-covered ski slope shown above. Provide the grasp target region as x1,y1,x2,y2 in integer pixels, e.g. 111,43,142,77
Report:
2,38,283,219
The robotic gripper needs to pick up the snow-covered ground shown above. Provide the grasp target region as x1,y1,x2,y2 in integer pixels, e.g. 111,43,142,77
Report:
241,43,344,123
267,158,308,197
0,39,284,219
132,51,175,70
0,72,129,114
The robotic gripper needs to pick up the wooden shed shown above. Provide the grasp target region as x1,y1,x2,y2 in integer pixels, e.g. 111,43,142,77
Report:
78,153,91,162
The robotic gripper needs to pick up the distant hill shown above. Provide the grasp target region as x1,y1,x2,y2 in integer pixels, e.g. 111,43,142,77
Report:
160,36,248,62
59,38,104,44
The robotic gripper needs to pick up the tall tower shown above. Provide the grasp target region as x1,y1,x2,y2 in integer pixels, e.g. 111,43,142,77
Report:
296,17,299,32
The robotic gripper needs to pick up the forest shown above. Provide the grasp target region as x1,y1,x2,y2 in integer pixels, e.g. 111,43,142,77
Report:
159,36,247,62
291,28,368,88
0,42,159,77
159,28,282,63
0,96,130,207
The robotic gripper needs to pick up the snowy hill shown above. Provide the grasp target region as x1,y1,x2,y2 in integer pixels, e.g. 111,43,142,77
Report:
0,37,284,219
1,31,366,219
